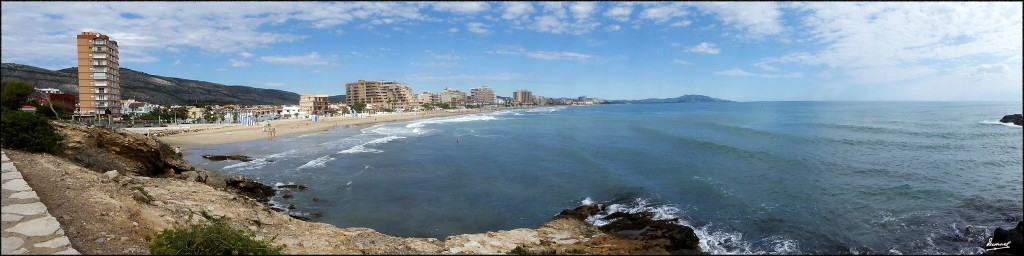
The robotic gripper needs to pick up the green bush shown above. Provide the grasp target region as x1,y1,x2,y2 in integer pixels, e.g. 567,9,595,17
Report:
1,81,35,111
0,110,63,153
148,215,284,255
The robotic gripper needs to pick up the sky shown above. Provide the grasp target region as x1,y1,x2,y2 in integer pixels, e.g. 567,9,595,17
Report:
1,2,1021,101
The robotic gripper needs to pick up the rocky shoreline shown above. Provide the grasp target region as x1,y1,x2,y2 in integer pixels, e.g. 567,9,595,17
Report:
7,121,708,254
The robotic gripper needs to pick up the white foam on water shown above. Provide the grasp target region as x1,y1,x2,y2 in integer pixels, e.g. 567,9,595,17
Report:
526,106,567,113
298,154,335,169
338,136,404,154
979,120,1022,128
406,114,499,130
581,197,595,205
222,149,297,171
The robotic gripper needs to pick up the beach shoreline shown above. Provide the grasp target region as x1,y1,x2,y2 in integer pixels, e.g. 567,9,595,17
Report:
153,109,501,149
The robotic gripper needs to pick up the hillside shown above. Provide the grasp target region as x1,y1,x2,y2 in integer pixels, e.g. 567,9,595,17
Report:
608,95,732,104
328,94,346,103
1,63,300,106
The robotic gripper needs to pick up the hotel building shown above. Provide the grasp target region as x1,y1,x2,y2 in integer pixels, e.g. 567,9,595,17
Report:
345,80,417,110
76,32,120,117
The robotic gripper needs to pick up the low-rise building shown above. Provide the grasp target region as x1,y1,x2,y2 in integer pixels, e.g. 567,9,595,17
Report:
299,93,329,115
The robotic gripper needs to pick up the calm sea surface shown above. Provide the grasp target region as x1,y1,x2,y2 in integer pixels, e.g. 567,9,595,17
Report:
185,102,1023,254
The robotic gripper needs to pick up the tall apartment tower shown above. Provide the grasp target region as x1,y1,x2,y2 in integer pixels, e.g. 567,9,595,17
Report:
76,32,120,117
470,86,495,105
513,89,533,105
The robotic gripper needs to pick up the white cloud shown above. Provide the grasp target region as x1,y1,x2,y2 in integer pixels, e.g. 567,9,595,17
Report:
501,2,534,21
764,2,1023,84
466,22,490,34
174,59,181,65
214,68,228,72
686,42,721,54
448,28,459,33
753,62,779,71
604,25,621,32
670,20,692,27
604,4,633,22
690,2,784,36
715,68,756,76
672,59,694,65
715,68,803,78
639,3,688,23
407,73,524,81
260,52,328,65
427,52,463,61
239,51,254,58
570,2,597,20
410,62,456,67
432,2,489,15
230,59,250,67
490,46,594,61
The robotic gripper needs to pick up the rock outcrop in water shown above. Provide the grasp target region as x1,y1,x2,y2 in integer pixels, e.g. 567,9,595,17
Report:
225,176,276,202
985,221,1023,255
999,114,1023,126
202,154,253,162
554,204,703,254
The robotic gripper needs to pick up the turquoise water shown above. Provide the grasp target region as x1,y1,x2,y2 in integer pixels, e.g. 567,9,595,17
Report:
185,102,1023,254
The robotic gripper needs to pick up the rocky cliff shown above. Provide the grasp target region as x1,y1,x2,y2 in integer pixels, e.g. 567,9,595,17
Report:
1,63,300,106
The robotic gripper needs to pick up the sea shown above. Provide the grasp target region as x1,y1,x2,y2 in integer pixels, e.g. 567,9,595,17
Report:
184,101,1023,254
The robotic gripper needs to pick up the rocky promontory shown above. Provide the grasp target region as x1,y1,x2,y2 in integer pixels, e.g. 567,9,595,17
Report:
999,114,1023,126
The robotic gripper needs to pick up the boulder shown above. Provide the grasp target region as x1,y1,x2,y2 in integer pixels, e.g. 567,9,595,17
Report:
103,170,119,180
999,114,1023,126
985,221,1023,255
225,176,275,202
201,154,253,162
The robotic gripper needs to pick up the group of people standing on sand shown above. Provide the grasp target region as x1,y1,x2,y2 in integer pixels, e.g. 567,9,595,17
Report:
263,123,277,139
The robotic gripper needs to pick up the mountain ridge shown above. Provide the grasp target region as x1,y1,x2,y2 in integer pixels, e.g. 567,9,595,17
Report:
1,63,301,106
608,95,732,104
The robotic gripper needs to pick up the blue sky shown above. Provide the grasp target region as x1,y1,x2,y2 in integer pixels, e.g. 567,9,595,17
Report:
2,2,1021,101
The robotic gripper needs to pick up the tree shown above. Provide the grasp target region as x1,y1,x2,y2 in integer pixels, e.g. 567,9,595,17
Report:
438,102,450,109
1,81,36,111
352,102,367,113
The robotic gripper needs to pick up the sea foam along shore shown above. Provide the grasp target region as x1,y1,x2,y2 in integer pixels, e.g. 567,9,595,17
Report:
154,108,500,148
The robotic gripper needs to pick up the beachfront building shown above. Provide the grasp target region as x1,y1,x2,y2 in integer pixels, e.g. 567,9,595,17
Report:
418,92,433,105
513,89,534,105
77,31,120,118
299,93,329,115
470,86,495,107
534,96,548,106
121,99,156,115
345,80,417,110
281,106,303,118
437,87,467,107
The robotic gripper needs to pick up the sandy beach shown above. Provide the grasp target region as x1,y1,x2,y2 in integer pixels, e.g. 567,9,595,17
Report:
154,109,496,149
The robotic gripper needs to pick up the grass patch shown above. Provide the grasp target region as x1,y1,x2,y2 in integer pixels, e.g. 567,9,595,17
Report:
510,246,558,255
133,186,155,202
564,248,586,254
147,212,284,255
